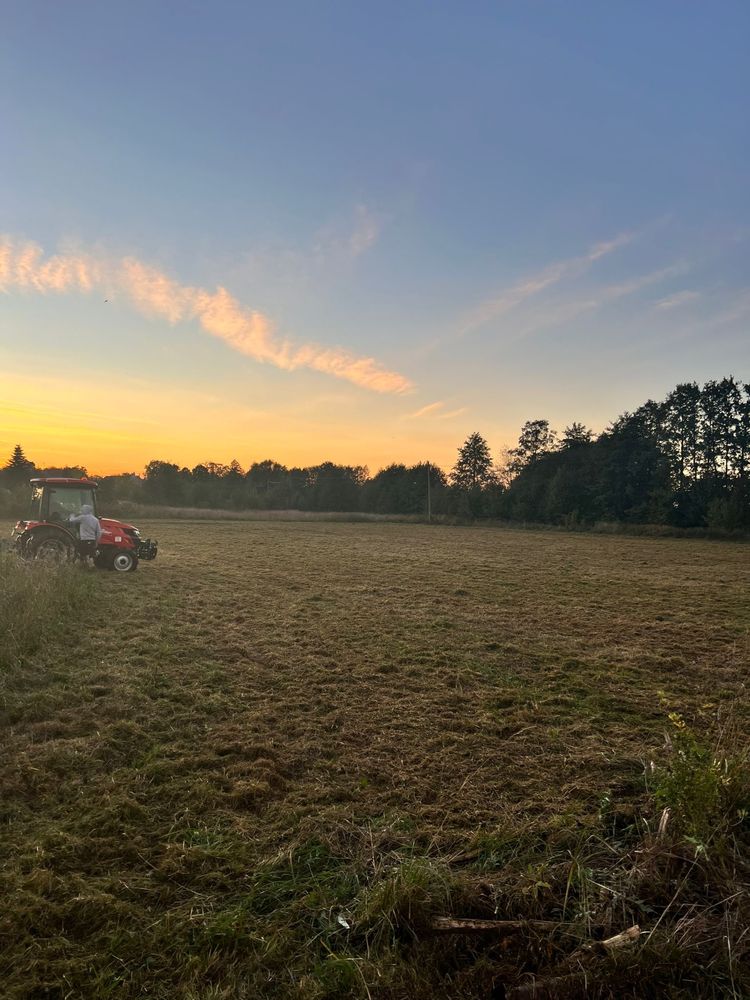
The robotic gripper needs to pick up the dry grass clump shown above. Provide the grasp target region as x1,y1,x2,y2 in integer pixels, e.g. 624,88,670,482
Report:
1,520,748,997
0,552,93,670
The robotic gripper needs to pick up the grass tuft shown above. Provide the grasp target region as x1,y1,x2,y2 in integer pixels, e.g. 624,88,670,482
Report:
0,552,94,671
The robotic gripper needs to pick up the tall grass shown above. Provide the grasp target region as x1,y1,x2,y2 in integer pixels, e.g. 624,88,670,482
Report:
114,502,424,522
0,552,93,670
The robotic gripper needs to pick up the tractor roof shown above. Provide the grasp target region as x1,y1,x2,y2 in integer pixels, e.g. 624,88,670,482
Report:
30,478,99,488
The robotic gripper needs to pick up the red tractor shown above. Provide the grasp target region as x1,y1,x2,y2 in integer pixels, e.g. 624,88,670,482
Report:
12,477,157,572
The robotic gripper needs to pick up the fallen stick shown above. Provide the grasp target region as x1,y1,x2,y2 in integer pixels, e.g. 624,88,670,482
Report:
506,971,588,999
600,924,640,950
656,807,671,841
430,917,566,934
507,925,642,998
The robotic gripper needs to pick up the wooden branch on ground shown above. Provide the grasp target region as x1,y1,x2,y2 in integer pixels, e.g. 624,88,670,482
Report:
600,924,641,951
506,971,588,999
506,925,642,998
430,916,641,948
429,917,566,935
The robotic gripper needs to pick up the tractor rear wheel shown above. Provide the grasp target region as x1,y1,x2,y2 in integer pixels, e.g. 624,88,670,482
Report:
112,551,138,572
30,534,74,563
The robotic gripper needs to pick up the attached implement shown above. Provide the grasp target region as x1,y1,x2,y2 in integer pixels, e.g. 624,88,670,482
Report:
12,477,157,572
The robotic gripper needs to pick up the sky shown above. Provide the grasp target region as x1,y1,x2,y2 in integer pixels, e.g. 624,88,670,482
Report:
1,1,749,476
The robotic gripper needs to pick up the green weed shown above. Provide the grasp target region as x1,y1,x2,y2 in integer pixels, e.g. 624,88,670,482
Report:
652,711,749,853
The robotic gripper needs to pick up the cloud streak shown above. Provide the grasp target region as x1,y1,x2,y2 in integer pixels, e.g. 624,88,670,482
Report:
409,401,445,418
347,204,381,258
655,290,701,310
460,230,636,336
0,236,411,394
496,262,690,345
407,400,467,420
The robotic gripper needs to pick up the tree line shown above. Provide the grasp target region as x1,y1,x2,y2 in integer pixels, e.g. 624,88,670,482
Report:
2,376,748,530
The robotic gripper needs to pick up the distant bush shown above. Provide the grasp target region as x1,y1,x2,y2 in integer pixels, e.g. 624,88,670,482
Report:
707,496,747,532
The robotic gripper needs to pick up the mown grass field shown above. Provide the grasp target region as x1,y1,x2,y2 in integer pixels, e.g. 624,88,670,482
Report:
2,521,749,999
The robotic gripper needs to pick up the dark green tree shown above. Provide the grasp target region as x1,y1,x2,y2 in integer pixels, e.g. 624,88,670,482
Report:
663,382,701,484
451,432,493,490
593,412,672,523
245,460,292,508
507,419,557,475
736,383,750,482
39,465,88,478
560,423,593,449
1,444,35,486
246,460,288,492
699,378,742,482
306,462,367,511
144,460,188,505
364,462,446,514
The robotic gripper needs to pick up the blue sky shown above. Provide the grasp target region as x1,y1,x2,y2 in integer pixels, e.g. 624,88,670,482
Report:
1,1,748,473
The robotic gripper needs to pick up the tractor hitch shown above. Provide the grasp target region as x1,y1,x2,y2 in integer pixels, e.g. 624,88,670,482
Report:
137,538,158,561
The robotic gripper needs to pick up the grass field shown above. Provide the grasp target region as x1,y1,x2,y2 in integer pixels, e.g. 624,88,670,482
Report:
2,521,749,998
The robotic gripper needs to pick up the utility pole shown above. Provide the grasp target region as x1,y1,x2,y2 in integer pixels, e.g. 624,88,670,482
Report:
426,461,432,523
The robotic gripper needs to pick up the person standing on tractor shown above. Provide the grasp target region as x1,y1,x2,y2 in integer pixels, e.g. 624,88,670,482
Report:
68,504,102,567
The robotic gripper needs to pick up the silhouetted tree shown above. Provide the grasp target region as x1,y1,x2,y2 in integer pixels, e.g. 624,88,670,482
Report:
306,462,367,511
144,461,187,505
39,465,88,478
1,445,35,487
364,462,447,514
593,412,672,523
507,420,557,475
560,423,593,449
663,382,701,484
451,432,493,490
19,374,750,529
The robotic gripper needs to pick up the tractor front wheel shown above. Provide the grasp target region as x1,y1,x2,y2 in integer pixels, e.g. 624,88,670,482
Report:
112,551,138,573
30,534,74,563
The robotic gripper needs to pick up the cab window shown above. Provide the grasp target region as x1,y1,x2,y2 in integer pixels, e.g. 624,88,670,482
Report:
27,486,43,521
46,488,96,522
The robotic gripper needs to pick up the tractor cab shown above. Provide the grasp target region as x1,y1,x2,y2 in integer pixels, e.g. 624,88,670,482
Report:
27,478,99,524
13,477,157,572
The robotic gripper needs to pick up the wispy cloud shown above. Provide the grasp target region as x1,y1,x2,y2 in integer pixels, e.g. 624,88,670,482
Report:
409,401,445,418
460,230,636,336
347,204,381,258
309,203,381,265
236,203,382,300
491,262,691,346
707,290,750,328
600,263,689,301
0,236,411,394
655,289,701,310
407,400,466,420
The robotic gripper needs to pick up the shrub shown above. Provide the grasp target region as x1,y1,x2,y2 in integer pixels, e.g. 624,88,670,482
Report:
652,712,749,852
